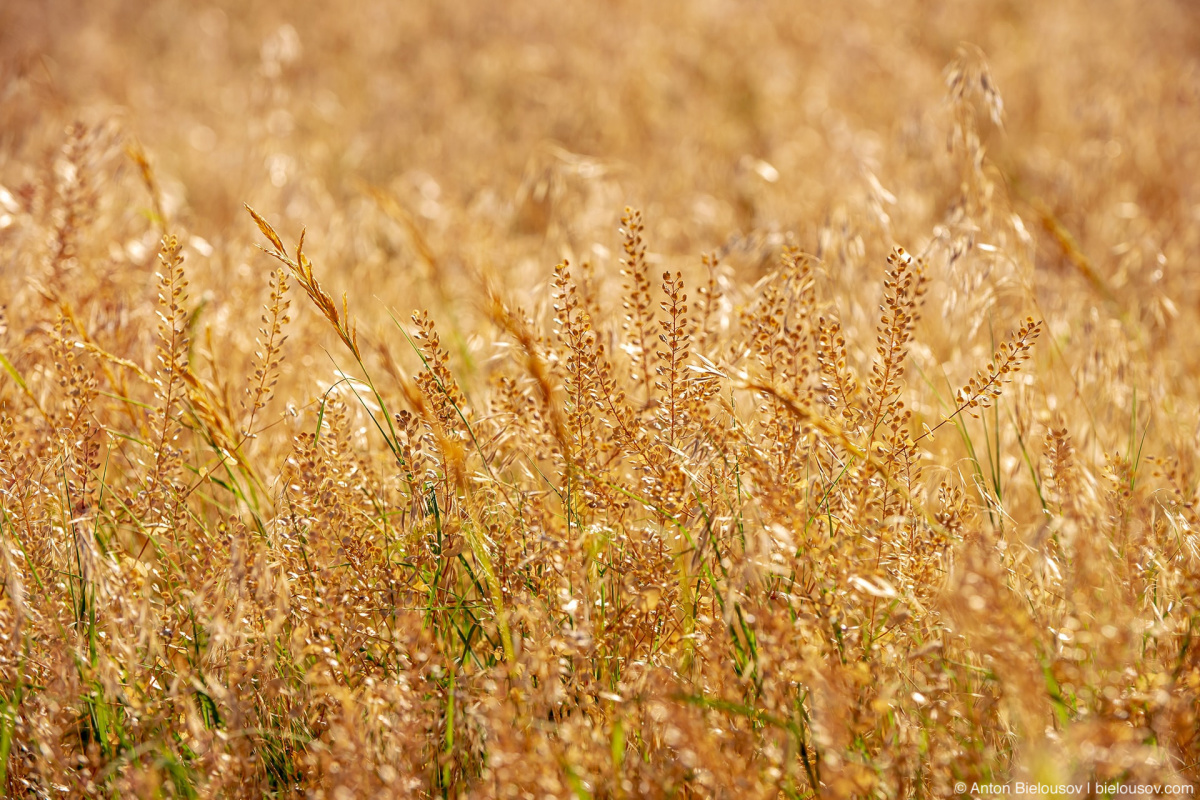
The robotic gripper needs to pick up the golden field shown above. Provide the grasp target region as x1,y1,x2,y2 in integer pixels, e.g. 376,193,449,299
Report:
1,0,1198,796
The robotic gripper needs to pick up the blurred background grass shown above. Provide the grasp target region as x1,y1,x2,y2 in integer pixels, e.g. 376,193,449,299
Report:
6,0,1197,354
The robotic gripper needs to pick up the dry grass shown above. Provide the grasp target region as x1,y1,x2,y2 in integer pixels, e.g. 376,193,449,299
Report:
1,1,1199,797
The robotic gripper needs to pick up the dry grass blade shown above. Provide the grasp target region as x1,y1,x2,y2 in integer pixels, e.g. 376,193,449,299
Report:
246,205,360,360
